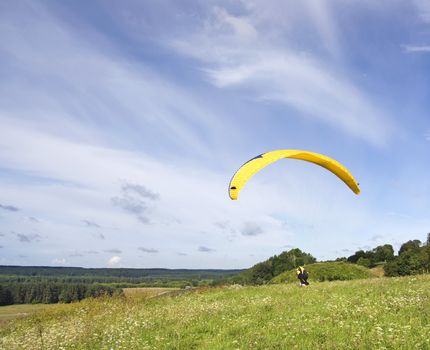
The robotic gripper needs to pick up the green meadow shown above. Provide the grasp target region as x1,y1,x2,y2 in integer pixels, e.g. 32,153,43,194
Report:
1,275,430,349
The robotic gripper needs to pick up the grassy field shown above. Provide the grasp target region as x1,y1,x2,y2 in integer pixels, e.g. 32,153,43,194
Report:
0,304,59,328
1,275,430,349
0,288,178,328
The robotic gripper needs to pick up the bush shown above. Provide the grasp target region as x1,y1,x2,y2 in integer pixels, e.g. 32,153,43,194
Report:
357,257,371,268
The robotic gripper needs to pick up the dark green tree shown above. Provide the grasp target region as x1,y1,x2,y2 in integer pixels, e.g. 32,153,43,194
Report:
347,250,367,263
398,240,421,255
373,244,394,262
384,250,423,276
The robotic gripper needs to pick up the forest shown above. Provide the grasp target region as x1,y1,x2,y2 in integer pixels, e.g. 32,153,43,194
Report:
0,267,241,305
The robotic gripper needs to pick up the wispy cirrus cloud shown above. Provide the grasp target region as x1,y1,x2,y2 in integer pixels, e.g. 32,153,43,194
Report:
402,44,430,52
0,1,226,159
170,4,393,146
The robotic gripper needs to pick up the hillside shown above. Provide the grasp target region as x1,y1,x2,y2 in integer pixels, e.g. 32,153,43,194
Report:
2,275,430,349
271,262,375,284
232,248,316,284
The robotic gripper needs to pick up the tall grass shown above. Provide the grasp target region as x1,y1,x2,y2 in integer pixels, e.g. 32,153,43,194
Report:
1,275,430,349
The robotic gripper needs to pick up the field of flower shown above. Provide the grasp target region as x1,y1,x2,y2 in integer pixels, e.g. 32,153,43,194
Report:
1,275,430,349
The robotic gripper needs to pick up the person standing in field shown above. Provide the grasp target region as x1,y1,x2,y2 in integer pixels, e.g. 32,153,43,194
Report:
296,266,309,286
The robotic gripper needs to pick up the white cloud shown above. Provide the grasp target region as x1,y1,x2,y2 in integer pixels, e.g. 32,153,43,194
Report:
414,0,430,22
52,258,66,265
1,1,425,268
213,7,258,42
402,44,430,52
0,120,372,266
303,0,342,58
108,256,121,267
170,5,393,146
0,2,230,157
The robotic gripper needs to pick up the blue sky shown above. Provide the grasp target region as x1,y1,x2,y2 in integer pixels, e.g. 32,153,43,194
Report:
0,0,429,268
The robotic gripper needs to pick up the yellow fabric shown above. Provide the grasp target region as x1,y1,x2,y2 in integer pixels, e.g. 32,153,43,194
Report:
229,150,360,200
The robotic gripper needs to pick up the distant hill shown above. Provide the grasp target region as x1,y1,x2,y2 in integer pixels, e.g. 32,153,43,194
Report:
0,265,242,280
271,262,375,284
0,265,243,289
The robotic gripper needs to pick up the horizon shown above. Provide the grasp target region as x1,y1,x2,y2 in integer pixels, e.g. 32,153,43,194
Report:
1,1,429,269
0,237,423,271
0,264,243,271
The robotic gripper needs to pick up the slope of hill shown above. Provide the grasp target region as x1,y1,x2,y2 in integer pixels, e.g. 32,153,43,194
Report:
2,275,430,349
271,262,375,284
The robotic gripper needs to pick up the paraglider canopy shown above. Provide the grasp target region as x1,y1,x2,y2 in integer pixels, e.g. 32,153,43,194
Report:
228,150,360,200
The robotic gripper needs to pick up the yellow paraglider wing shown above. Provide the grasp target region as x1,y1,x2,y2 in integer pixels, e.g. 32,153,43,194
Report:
228,150,360,200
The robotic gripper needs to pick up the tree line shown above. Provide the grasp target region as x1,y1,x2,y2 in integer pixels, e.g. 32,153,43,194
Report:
0,282,121,306
0,275,199,286
230,233,430,286
339,233,430,276
0,266,241,279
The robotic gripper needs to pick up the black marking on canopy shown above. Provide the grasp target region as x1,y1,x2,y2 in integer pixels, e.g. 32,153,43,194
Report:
228,154,264,197
243,154,264,165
